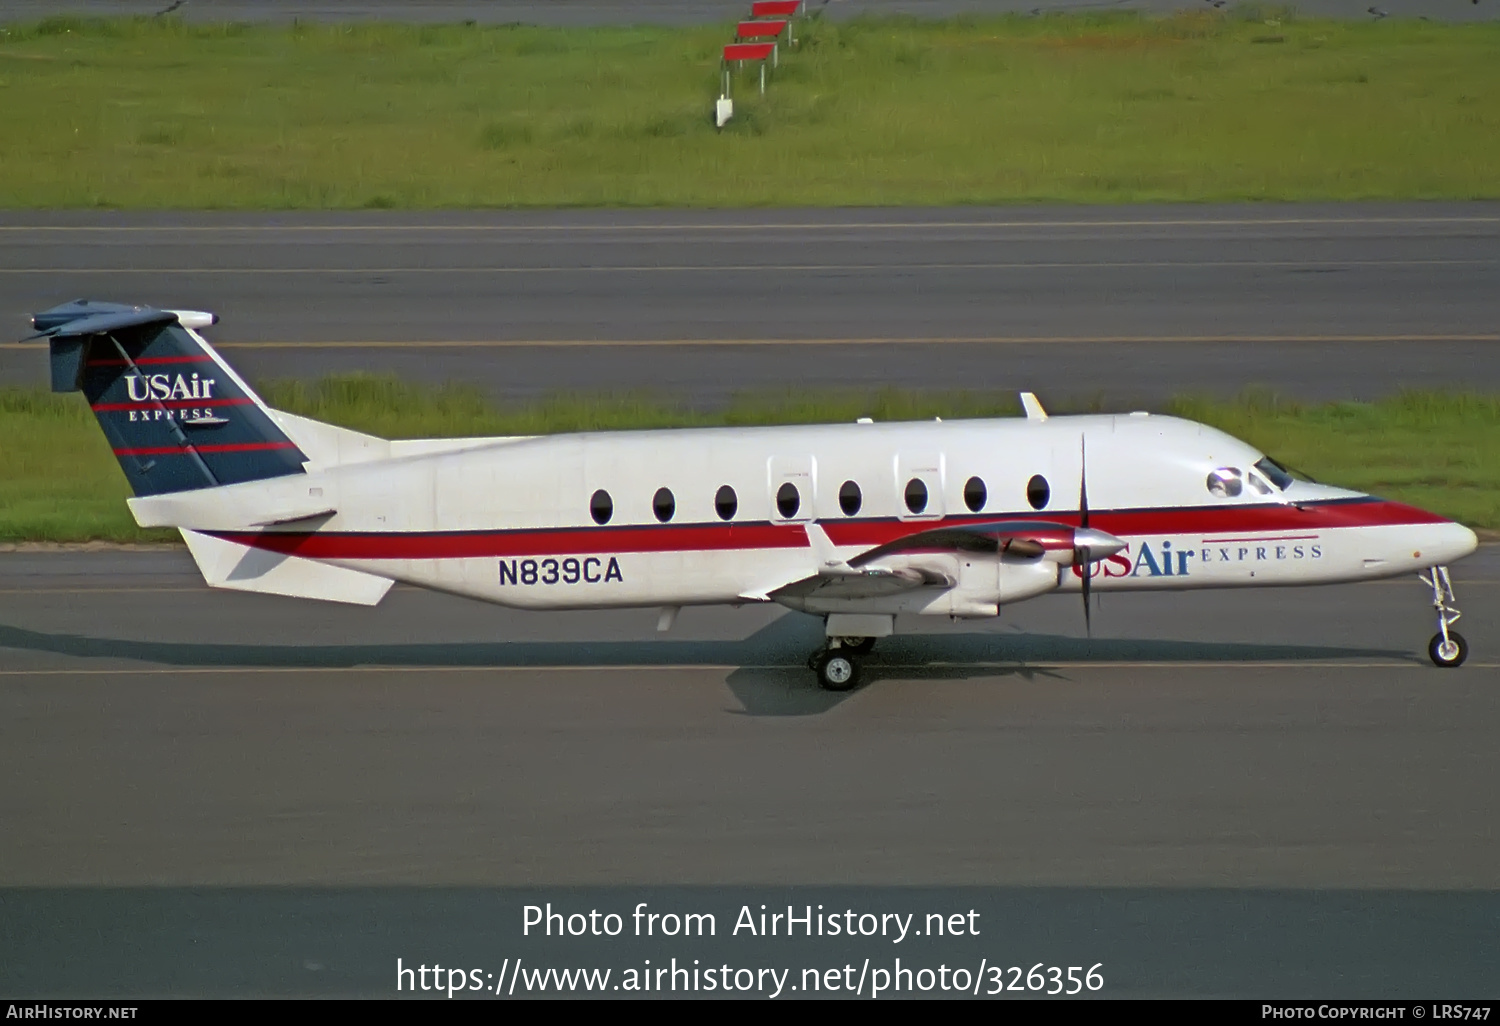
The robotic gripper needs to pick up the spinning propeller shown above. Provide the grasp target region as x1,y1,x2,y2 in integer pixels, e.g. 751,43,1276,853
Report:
1072,436,1123,637
1078,437,1094,635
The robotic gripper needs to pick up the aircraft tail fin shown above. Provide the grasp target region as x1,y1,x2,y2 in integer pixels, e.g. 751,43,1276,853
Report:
28,299,309,496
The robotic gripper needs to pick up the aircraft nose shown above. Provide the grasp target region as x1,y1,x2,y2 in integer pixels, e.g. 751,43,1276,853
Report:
1425,521,1479,565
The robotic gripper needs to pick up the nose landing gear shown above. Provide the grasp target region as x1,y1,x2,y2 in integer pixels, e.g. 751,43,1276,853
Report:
1420,565,1468,668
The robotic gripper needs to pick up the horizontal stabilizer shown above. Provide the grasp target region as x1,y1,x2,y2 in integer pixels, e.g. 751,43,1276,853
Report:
28,305,178,340
180,529,392,606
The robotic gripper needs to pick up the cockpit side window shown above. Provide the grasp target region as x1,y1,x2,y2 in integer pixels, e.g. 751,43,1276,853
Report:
1206,467,1243,498
1254,457,1296,490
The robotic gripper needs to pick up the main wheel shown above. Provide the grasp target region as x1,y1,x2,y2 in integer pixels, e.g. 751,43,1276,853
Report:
837,636,877,655
814,649,862,691
1428,631,1469,668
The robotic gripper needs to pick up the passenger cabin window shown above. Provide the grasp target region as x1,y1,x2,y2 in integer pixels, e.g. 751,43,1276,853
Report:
1206,468,1243,498
653,487,676,523
963,476,987,513
839,480,862,516
1026,474,1050,511
590,489,613,525
776,482,801,519
1255,457,1295,490
715,485,737,521
904,478,928,515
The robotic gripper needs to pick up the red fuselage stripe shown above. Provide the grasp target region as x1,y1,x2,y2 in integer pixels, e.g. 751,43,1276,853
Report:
206,498,1448,561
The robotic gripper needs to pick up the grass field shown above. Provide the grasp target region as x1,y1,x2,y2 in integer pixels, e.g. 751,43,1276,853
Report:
0,10,1497,206
3,379,1496,542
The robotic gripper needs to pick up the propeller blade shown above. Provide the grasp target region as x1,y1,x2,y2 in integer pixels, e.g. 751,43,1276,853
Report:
1080,546,1092,637
1078,435,1092,635
1079,435,1089,530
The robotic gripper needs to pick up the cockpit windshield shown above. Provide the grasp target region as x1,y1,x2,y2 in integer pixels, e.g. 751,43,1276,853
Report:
1254,457,1296,490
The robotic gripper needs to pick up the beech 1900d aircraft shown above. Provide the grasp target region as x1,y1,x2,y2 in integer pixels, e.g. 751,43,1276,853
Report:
26,300,1480,689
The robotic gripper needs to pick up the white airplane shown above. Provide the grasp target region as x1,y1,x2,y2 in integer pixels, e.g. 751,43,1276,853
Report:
26,300,1479,689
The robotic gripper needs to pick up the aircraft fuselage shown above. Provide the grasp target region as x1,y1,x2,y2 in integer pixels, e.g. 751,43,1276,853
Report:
186,412,1477,613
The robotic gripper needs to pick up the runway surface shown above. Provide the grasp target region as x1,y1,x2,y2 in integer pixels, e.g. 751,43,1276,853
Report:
4,0,1496,25
4,201,1498,995
4,203,1499,406
3,545,1496,889
1,546,1497,995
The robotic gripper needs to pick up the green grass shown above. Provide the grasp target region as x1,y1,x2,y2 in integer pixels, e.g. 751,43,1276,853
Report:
2,378,1497,542
0,10,1497,206
0,387,156,543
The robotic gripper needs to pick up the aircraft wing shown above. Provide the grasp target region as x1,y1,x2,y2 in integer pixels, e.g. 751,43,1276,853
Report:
845,519,1079,565
766,561,954,603
761,519,1089,604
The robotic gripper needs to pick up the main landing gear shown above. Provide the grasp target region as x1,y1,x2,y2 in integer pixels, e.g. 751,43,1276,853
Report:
809,636,875,691
1421,565,1468,668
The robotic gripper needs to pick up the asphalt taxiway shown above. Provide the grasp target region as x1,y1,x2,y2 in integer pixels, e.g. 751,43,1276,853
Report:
2,546,1497,995
3,201,1498,995
3,204,1498,406
2,545,1495,889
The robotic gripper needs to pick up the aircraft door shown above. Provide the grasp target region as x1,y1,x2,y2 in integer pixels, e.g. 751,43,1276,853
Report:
895,452,945,521
768,454,815,523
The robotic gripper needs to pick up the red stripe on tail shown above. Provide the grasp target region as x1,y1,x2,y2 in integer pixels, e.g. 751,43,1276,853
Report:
114,442,299,456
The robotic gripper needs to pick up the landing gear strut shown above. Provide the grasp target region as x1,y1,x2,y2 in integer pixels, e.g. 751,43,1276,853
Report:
1420,565,1468,668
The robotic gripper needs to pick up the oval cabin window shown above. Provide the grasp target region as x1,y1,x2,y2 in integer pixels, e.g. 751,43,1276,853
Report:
963,476,987,513
590,489,613,525
715,484,738,521
653,487,676,523
839,480,862,516
1026,474,1050,511
776,482,800,519
904,478,928,514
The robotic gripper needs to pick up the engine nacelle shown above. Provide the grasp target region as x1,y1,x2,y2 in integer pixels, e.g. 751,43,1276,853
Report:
909,554,1059,617
997,558,1061,603
778,552,1063,619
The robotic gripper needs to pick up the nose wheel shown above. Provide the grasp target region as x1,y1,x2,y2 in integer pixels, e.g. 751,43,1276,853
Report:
1420,566,1468,668
1429,631,1468,668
